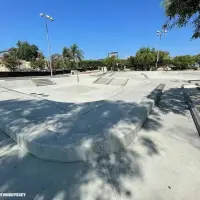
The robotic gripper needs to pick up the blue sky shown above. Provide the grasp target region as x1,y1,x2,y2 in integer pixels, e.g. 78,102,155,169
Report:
0,0,199,59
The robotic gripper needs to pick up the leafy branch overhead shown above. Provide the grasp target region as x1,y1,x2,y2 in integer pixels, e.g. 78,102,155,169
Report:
163,0,200,39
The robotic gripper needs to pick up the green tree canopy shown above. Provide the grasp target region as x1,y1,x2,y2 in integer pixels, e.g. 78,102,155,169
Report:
126,56,137,70
15,41,40,61
194,54,200,64
0,53,21,71
163,0,200,39
172,55,196,70
158,50,171,66
30,58,45,70
135,48,156,70
104,56,118,71
51,54,63,69
79,60,104,69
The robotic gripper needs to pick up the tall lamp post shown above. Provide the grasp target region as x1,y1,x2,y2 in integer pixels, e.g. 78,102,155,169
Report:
40,13,54,76
156,29,167,69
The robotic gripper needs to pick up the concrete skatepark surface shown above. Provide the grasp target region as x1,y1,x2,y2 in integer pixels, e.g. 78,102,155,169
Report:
0,72,164,162
0,71,200,199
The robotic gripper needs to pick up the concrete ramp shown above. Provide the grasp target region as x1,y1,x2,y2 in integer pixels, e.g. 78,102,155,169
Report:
94,78,110,84
108,78,129,86
32,79,55,87
0,79,35,89
94,77,129,86
0,78,56,89
141,73,149,79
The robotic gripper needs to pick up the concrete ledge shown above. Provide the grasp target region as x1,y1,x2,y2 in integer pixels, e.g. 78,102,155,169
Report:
182,86,200,136
0,84,165,162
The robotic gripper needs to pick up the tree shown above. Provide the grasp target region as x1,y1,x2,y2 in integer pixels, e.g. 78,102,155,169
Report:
1,53,21,71
157,50,171,67
116,59,128,70
30,58,45,70
104,56,118,71
1,41,46,71
15,41,40,61
194,54,200,64
172,55,196,70
126,56,137,70
62,48,73,69
62,47,72,60
79,60,104,69
51,54,63,69
70,44,84,63
163,0,200,39
62,44,84,69
135,48,156,71
8,48,18,59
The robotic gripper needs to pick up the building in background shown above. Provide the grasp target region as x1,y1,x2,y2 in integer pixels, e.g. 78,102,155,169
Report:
108,52,118,58
17,60,31,71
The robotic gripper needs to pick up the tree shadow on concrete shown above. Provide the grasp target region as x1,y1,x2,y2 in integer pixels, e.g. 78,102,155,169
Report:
158,88,188,116
0,87,162,200
139,136,160,156
0,131,153,200
184,87,200,113
143,86,200,153
141,108,163,132
2,85,196,200
141,87,189,134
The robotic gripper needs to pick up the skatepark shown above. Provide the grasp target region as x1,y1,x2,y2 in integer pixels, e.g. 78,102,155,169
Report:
0,71,200,199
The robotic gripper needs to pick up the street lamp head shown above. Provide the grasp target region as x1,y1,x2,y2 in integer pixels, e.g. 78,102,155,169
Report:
49,17,54,21
40,13,54,21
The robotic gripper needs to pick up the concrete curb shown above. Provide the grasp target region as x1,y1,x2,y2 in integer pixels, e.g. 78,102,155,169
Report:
0,84,165,162
182,86,200,136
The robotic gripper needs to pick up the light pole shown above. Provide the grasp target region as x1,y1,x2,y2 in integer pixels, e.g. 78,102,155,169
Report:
75,57,80,83
40,13,54,76
156,29,167,69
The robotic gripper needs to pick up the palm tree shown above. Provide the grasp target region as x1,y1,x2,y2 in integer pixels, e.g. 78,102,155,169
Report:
70,44,84,63
62,47,72,60
62,44,84,69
